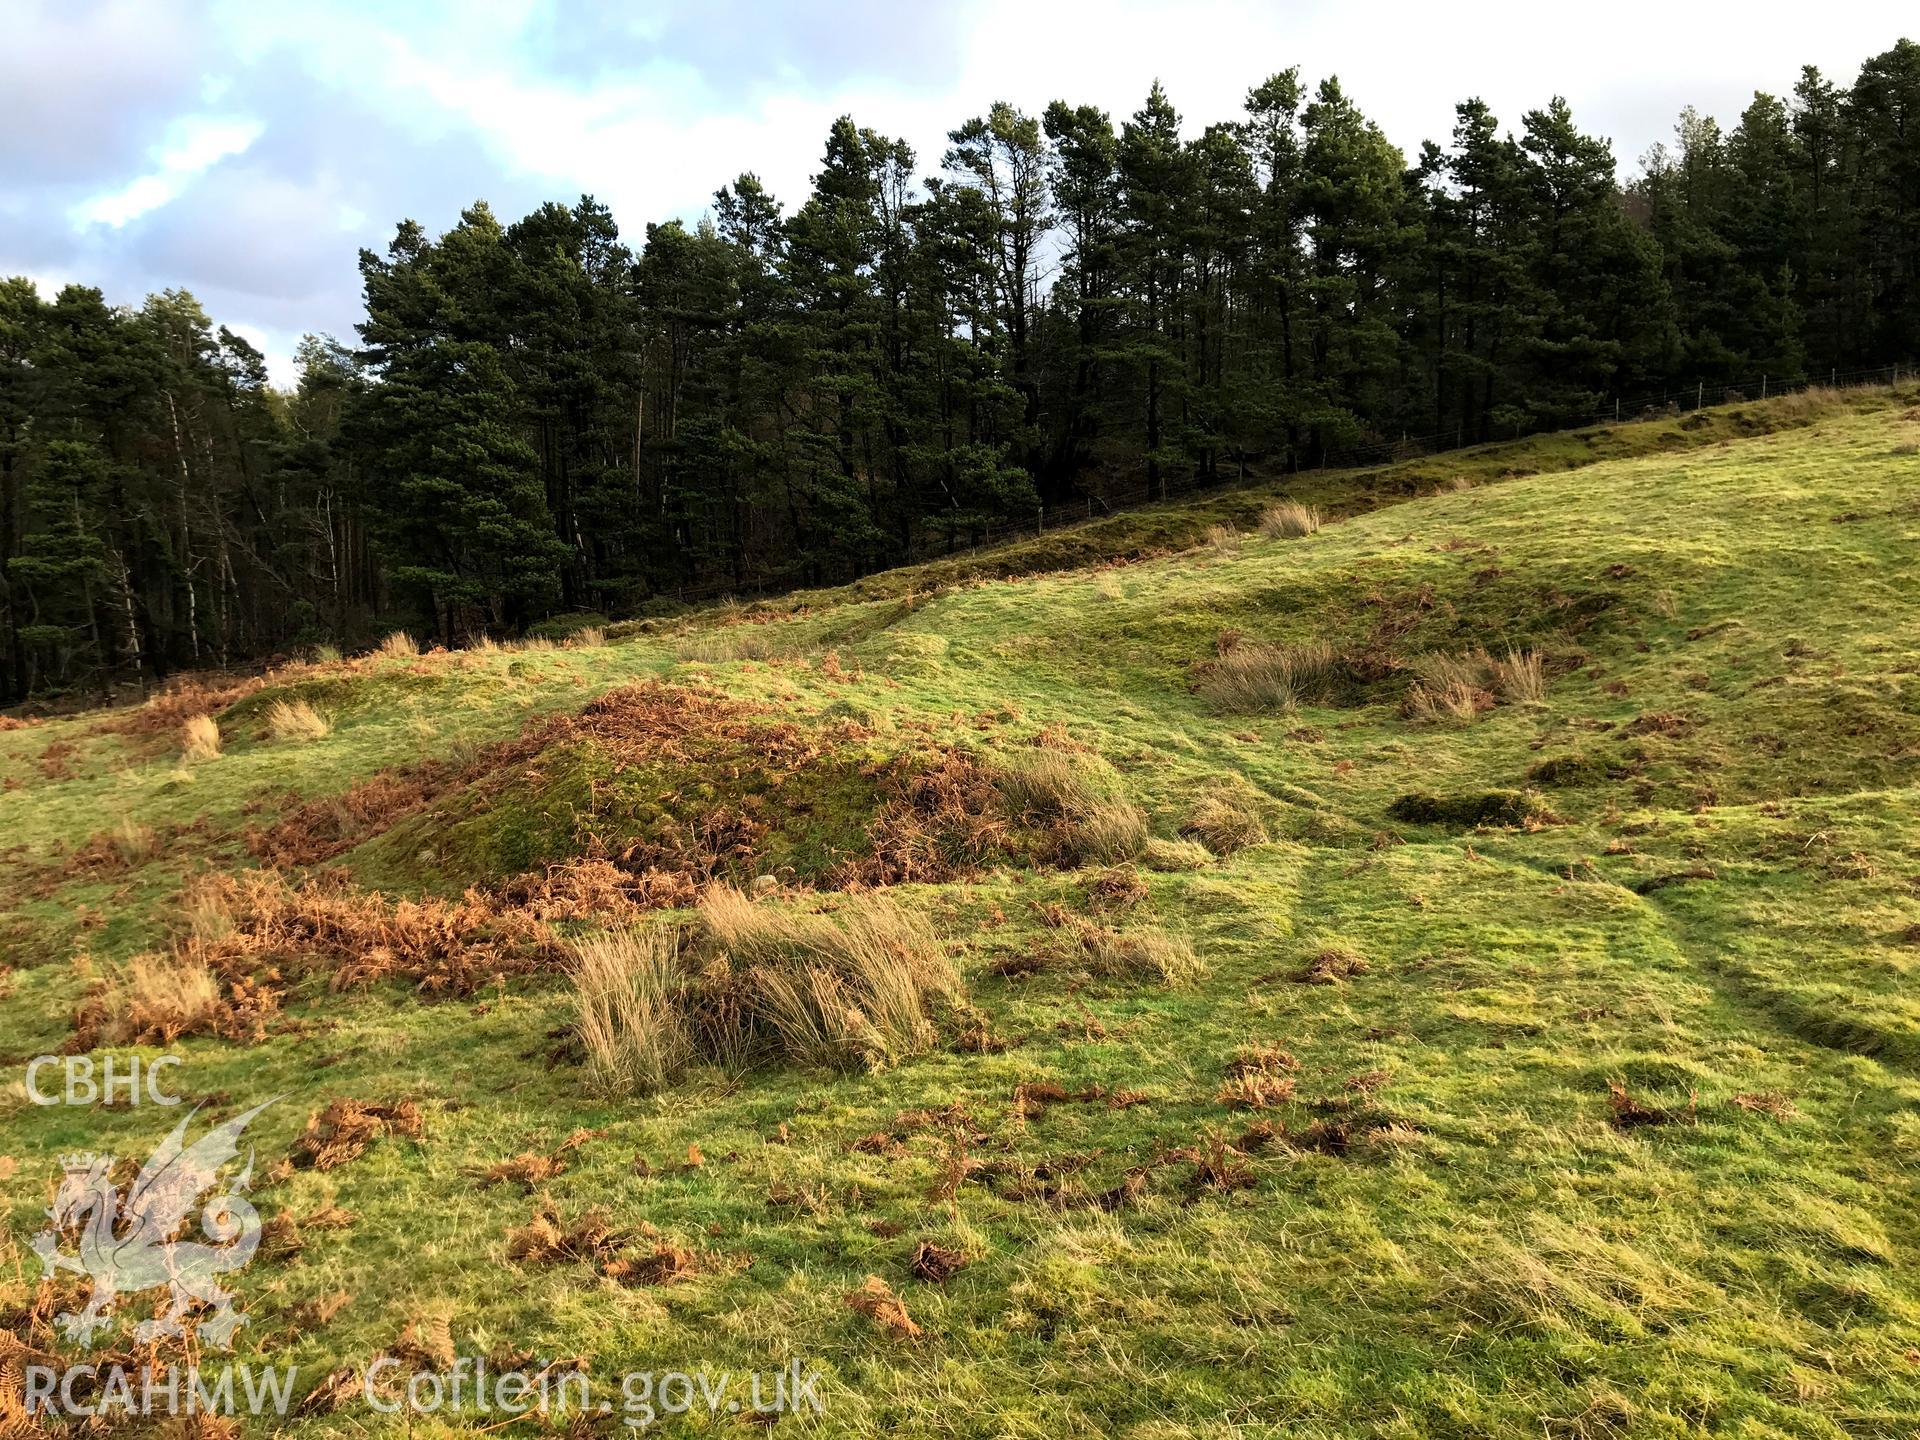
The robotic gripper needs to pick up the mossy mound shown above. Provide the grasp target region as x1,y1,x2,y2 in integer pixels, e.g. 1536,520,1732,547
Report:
222,668,446,732
525,611,610,641
365,732,890,893
1387,788,1552,829
1527,752,1614,788
343,680,1033,898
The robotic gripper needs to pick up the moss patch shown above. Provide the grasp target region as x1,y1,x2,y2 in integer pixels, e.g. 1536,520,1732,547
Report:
1386,788,1552,828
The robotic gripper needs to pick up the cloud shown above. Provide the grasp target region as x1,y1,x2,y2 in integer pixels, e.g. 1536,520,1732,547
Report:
521,1,966,95
1,0,1912,386
0,0,212,185
73,116,265,228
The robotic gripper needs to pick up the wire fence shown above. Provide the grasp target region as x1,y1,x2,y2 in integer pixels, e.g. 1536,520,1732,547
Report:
659,359,1916,611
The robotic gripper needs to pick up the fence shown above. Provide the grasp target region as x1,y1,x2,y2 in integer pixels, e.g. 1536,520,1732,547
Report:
660,359,1915,611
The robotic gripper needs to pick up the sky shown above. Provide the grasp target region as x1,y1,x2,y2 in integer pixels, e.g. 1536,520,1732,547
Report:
3,0,1910,387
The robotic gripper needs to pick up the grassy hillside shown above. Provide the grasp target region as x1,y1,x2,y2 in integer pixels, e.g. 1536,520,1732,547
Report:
5,384,1920,1437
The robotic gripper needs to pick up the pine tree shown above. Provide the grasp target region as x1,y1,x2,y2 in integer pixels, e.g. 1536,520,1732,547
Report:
505,197,640,612
1236,71,1311,467
1117,83,1191,501
1519,98,1668,424
0,277,44,699
1299,77,1405,455
1040,101,1121,485
944,103,1051,480
1849,40,1920,364
8,440,114,691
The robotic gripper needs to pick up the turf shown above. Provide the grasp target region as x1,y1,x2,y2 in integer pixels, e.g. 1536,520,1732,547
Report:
5,384,1920,1436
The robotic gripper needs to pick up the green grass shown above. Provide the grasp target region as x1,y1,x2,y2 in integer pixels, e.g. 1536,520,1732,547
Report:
5,384,1920,1435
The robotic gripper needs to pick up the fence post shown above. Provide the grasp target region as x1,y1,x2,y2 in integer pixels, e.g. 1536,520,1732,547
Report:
1761,375,1768,399
1696,382,1703,410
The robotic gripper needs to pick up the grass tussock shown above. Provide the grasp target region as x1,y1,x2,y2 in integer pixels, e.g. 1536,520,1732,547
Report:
1202,523,1240,554
701,885,959,1070
111,817,160,865
1141,837,1214,872
1401,647,1547,721
1065,916,1206,987
1488,646,1547,704
375,630,421,659
65,815,164,877
1198,638,1347,713
181,713,222,762
468,631,565,654
1259,501,1320,538
992,748,1147,865
565,625,606,649
1070,798,1150,864
991,748,1110,818
675,627,781,663
1758,383,1842,425
572,888,962,1094
265,697,331,743
1402,651,1494,724
1180,792,1269,855
574,928,694,1099
85,952,224,1045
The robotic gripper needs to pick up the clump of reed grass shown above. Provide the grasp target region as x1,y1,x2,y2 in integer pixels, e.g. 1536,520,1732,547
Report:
1259,501,1320,538
572,889,962,1094
1180,792,1269,855
181,714,222,762
991,749,1147,865
98,954,223,1045
1401,647,1546,721
1202,523,1240,554
1198,638,1346,713
1067,918,1207,987
573,928,694,1098
265,698,330,743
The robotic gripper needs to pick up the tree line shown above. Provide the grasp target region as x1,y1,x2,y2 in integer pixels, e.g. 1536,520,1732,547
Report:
2,39,1916,700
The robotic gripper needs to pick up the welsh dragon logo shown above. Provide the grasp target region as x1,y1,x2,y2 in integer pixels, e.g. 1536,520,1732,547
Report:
30,1098,277,1348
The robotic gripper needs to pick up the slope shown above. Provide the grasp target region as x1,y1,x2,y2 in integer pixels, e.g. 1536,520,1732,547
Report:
2,384,1920,1437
